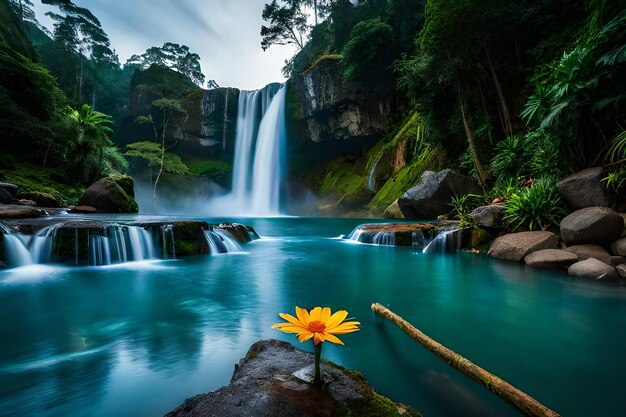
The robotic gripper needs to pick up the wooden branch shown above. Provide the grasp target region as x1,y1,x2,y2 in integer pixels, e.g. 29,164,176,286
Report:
371,303,561,417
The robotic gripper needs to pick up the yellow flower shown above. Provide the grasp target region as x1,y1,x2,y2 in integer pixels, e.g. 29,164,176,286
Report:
272,306,360,345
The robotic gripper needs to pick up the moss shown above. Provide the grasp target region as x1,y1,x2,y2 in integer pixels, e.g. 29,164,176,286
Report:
173,221,209,256
302,54,343,75
3,160,84,205
110,175,135,198
186,158,232,177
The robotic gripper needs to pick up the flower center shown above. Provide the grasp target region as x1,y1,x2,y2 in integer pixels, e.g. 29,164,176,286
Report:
308,320,326,332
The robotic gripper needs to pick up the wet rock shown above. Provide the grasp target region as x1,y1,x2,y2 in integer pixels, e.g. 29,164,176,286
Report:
0,187,11,204
610,256,626,266
568,258,619,281
556,167,615,210
397,170,481,219
617,264,626,278
165,339,421,417
13,199,37,207
471,204,506,228
611,238,626,256
69,205,97,214
215,223,258,244
488,231,560,262
16,191,65,208
76,176,138,213
564,244,613,265
0,182,18,196
383,199,404,219
524,249,578,270
0,205,46,219
560,207,624,246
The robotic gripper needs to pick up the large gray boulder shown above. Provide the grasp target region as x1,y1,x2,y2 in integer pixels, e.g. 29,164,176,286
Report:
488,231,560,262
617,264,626,278
568,258,619,281
560,207,624,246
0,182,18,196
165,339,420,417
471,204,506,228
0,187,11,204
0,205,46,219
397,170,481,219
611,238,626,256
556,167,615,210
76,176,138,214
383,199,404,219
563,244,613,265
524,249,578,270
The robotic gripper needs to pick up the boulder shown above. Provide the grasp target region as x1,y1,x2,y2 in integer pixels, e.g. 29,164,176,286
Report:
165,339,421,417
567,258,619,281
0,182,18,196
556,167,615,210
488,231,560,262
0,187,11,204
17,191,65,208
560,207,624,245
110,174,135,198
610,256,626,266
76,177,138,213
397,170,481,219
383,199,404,219
69,205,97,214
563,244,613,265
471,204,506,228
611,238,626,256
0,205,46,219
617,264,626,279
13,199,37,207
524,249,579,270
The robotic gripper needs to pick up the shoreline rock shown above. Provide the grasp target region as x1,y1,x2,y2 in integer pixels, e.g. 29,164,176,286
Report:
165,339,421,417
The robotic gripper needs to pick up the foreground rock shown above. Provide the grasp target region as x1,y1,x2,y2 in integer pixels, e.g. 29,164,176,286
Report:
488,231,560,262
0,205,46,219
397,170,481,219
0,187,12,204
563,244,613,265
471,204,506,228
612,238,626,256
17,191,65,208
76,175,138,213
567,258,618,281
556,167,615,210
524,249,578,270
166,339,421,417
560,207,623,246
0,182,18,196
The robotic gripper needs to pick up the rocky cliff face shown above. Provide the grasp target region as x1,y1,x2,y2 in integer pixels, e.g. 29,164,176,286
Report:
288,58,400,145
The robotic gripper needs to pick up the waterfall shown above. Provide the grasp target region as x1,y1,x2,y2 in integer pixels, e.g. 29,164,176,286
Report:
161,224,176,258
227,83,286,216
203,229,242,254
2,224,60,266
89,225,156,266
367,154,382,191
422,227,463,254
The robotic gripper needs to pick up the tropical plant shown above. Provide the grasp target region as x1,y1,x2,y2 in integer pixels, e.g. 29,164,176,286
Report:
449,194,480,228
341,18,394,83
490,135,525,182
503,179,566,232
602,167,626,193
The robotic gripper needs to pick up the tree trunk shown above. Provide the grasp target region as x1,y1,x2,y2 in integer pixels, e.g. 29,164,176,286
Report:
371,303,561,417
153,110,168,214
313,0,318,26
78,53,83,104
455,77,487,186
485,45,513,137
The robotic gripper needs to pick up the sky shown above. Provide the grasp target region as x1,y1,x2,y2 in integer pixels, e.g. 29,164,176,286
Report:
32,0,299,90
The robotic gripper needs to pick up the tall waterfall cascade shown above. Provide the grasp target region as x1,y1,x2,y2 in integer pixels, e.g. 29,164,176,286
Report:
228,83,287,216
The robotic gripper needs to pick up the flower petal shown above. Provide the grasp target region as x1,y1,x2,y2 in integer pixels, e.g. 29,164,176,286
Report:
278,313,305,327
313,331,325,345
325,310,349,330
328,323,360,334
295,306,310,324
323,333,345,345
298,331,314,342
309,307,323,322
319,307,331,323
272,324,307,334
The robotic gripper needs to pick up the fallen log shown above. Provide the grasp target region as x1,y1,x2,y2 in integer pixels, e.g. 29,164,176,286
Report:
371,302,561,417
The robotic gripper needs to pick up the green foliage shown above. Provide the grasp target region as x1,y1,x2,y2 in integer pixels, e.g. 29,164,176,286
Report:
341,19,394,83
604,129,626,163
503,179,566,232
490,135,526,181
126,42,205,86
261,0,309,51
449,194,480,228
125,141,189,175
131,64,200,100
284,21,334,76
602,167,626,193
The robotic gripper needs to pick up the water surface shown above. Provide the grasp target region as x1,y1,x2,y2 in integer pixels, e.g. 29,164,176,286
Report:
1,217,626,417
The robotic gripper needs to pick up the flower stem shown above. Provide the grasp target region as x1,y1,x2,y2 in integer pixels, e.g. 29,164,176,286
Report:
313,342,323,384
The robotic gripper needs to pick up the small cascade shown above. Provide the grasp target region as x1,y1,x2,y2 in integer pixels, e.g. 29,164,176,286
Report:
2,224,60,267
367,154,382,192
411,231,427,251
347,228,396,246
160,224,176,258
89,225,156,266
203,229,242,254
422,227,463,254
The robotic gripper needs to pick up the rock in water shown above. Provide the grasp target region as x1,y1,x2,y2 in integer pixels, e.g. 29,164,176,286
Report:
488,231,560,262
611,238,626,257
0,187,12,204
76,176,138,213
165,339,421,417
556,167,615,210
568,258,619,281
397,170,481,219
560,207,624,246
524,249,578,270
0,205,46,219
563,244,613,265
0,182,18,196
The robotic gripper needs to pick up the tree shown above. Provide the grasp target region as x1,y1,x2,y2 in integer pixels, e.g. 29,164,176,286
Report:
126,97,189,213
6,0,36,26
341,18,393,83
261,0,309,51
125,42,205,86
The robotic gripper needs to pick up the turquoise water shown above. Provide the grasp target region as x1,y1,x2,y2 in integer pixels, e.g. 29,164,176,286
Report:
2,217,626,417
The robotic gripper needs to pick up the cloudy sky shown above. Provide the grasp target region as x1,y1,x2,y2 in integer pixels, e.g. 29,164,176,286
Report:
32,0,299,90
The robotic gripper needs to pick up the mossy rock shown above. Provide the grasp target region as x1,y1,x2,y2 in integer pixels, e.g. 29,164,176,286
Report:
110,175,135,198
77,177,138,213
172,221,210,256
16,191,65,208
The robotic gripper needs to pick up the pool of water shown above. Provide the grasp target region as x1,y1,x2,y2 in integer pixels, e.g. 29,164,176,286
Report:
1,217,626,417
